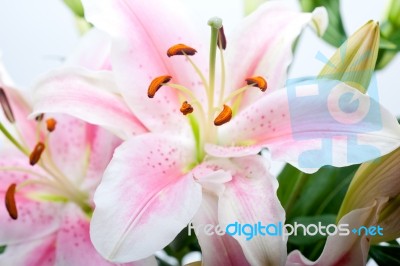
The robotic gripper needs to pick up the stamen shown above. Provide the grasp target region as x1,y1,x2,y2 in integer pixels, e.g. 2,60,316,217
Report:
214,104,232,126
245,76,268,92
167,44,197,57
5,183,18,220
29,142,45,166
35,114,44,121
217,26,227,50
46,118,57,132
180,101,194,115
0,88,15,123
148,75,172,98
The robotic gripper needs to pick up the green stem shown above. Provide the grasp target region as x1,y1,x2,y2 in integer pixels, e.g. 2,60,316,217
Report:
0,123,29,155
285,172,309,215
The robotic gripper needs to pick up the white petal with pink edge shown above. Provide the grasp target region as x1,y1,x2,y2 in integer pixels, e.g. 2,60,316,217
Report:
82,0,208,133
32,67,148,140
218,156,287,266
56,204,157,266
225,2,327,110
90,134,201,262
207,80,400,173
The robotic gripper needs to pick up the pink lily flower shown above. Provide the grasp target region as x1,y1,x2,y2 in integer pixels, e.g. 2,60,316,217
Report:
0,38,155,265
31,0,400,264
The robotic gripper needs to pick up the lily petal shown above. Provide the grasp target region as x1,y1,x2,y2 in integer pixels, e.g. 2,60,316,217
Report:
32,67,148,140
65,28,112,70
192,191,250,266
81,0,208,132
286,199,386,266
218,156,287,266
208,80,400,173
226,2,327,109
90,134,202,262
0,234,57,266
56,204,157,266
0,158,62,245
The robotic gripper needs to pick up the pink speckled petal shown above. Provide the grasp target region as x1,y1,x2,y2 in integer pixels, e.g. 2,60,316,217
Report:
286,199,386,266
218,156,287,266
0,158,62,245
209,81,400,173
32,67,148,140
55,204,157,265
82,0,207,133
192,191,250,266
90,134,202,262
46,115,122,188
0,234,56,266
226,2,327,110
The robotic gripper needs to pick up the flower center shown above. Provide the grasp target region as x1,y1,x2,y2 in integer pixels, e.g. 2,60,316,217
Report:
147,18,268,162
0,88,91,219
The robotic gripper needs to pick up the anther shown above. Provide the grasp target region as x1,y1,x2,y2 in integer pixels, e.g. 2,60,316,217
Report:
180,101,194,115
245,76,268,92
217,26,227,50
46,118,57,132
5,183,18,220
35,114,44,121
0,87,15,123
214,104,232,126
29,142,45,166
167,44,197,57
148,75,172,98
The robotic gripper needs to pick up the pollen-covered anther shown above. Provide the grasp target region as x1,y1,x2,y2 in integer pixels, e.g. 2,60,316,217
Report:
5,183,18,220
180,101,194,115
0,87,15,123
167,44,197,57
214,104,232,126
29,142,45,166
46,118,57,132
148,75,172,98
245,76,268,92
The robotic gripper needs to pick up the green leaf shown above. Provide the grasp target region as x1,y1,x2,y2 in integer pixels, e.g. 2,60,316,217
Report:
287,214,336,245
0,245,6,254
299,0,347,47
369,245,400,265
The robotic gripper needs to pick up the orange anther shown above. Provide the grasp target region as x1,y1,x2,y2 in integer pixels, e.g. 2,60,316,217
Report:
46,118,57,132
5,183,18,220
29,142,45,166
245,76,268,92
214,105,232,126
180,101,194,115
167,44,197,57
148,75,172,98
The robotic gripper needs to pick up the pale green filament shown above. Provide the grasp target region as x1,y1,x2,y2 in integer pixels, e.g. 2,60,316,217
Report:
222,84,255,104
217,37,226,106
0,122,29,155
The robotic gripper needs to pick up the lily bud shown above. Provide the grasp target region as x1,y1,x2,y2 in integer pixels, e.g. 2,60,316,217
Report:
338,148,400,243
318,21,380,93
